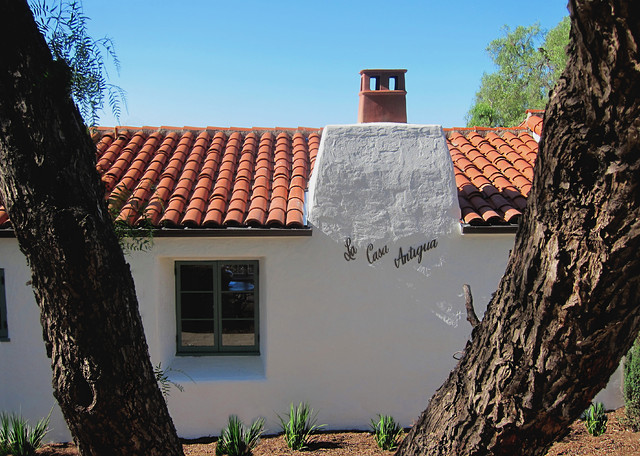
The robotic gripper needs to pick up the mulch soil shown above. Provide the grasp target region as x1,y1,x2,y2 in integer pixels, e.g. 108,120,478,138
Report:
37,408,640,456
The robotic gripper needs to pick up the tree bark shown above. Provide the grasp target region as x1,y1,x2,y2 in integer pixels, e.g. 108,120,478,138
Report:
463,284,480,328
0,2,184,455
396,1,640,455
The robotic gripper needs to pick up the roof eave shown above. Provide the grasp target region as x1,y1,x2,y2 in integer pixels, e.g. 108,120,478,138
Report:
461,224,519,234
0,227,313,239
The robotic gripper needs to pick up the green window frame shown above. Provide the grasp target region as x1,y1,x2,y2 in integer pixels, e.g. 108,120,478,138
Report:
175,261,259,355
0,269,8,340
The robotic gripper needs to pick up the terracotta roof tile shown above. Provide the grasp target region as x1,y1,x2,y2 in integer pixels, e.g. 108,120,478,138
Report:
203,132,242,227
444,124,539,226
89,126,321,231
224,132,258,226
145,132,194,225
527,115,543,136
96,130,130,174
0,203,8,228
102,130,146,192
265,133,293,227
308,132,321,176
0,119,539,232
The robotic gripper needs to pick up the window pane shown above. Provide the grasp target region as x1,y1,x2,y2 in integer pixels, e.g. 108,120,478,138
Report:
221,293,254,318
180,264,213,291
181,320,214,347
221,320,255,346
181,292,214,319
220,263,255,291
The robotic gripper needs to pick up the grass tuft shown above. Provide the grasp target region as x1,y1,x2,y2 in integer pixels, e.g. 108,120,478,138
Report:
370,414,403,451
216,415,264,456
584,402,607,437
277,402,325,450
0,411,50,456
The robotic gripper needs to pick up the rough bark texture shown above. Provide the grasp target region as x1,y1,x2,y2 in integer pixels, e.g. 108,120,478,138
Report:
396,1,640,455
0,2,184,455
463,284,480,328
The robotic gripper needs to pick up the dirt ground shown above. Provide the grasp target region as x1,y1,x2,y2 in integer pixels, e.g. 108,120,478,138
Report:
37,408,640,456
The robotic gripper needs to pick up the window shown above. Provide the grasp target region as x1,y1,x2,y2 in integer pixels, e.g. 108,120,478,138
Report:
175,261,259,355
0,269,7,340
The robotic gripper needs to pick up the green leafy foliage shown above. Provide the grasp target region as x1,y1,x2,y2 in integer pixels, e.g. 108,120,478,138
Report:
153,362,189,400
370,414,403,451
29,0,126,126
277,402,325,450
623,337,640,430
215,415,265,456
0,411,50,456
584,402,607,437
466,17,570,127
107,184,155,253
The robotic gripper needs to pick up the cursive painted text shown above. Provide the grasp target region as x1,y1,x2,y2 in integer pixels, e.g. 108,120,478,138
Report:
366,243,389,264
344,237,358,261
394,239,438,268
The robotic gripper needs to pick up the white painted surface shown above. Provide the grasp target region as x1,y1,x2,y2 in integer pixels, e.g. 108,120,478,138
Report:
0,241,70,441
0,123,624,442
308,123,459,245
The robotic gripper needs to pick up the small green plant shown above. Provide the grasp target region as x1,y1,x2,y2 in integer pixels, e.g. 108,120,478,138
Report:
277,402,325,450
584,402,607,436
0,413,10,456
154,362,194,400
108,184,155,253
370,414,403,451
215,415,264,456
0,411,50,456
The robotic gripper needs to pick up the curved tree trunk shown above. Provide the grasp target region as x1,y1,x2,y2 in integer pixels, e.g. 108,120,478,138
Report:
0,2,184,455
396,1,640,455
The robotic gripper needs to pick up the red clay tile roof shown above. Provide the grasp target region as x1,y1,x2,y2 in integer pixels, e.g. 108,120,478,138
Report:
0,122,539,231
444,126,538,226
93,127,320,230
526,115,543,136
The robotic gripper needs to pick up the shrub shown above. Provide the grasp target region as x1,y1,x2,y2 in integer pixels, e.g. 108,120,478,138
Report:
216,415,264,456
0,411,50,456
624,336,640,430
277,402,325,450
370,414,403,451
584,402,607,437
0,414,10,456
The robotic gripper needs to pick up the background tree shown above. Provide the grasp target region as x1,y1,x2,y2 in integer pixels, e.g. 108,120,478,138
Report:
466,17,570,127
29,0,126,126
397,1,640,454
31,0,151,252
623,338,640,430
0,1,183,455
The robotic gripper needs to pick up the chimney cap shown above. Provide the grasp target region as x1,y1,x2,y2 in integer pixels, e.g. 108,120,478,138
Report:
358,69,407,123
360,69,407,74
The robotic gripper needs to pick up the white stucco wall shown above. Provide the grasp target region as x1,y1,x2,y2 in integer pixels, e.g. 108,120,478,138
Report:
0,122,623,442
0,241,70,441
135,231,516,439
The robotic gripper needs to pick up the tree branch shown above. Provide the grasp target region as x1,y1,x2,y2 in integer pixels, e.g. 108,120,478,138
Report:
463,284,480,328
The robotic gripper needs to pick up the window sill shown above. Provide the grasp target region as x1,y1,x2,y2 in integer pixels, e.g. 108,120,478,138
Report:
168,355,265,382
176,350,259,357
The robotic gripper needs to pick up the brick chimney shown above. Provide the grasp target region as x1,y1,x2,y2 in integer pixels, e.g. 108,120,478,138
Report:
358,69,407,123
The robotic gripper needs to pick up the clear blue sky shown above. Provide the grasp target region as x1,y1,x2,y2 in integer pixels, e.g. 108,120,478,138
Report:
81,0,569,129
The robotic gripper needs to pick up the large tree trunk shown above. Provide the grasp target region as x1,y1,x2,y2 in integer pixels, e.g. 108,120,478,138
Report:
396,1,640,455
0,2,184,455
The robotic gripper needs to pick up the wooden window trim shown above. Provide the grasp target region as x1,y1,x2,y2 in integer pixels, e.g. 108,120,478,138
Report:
175,260,259,355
